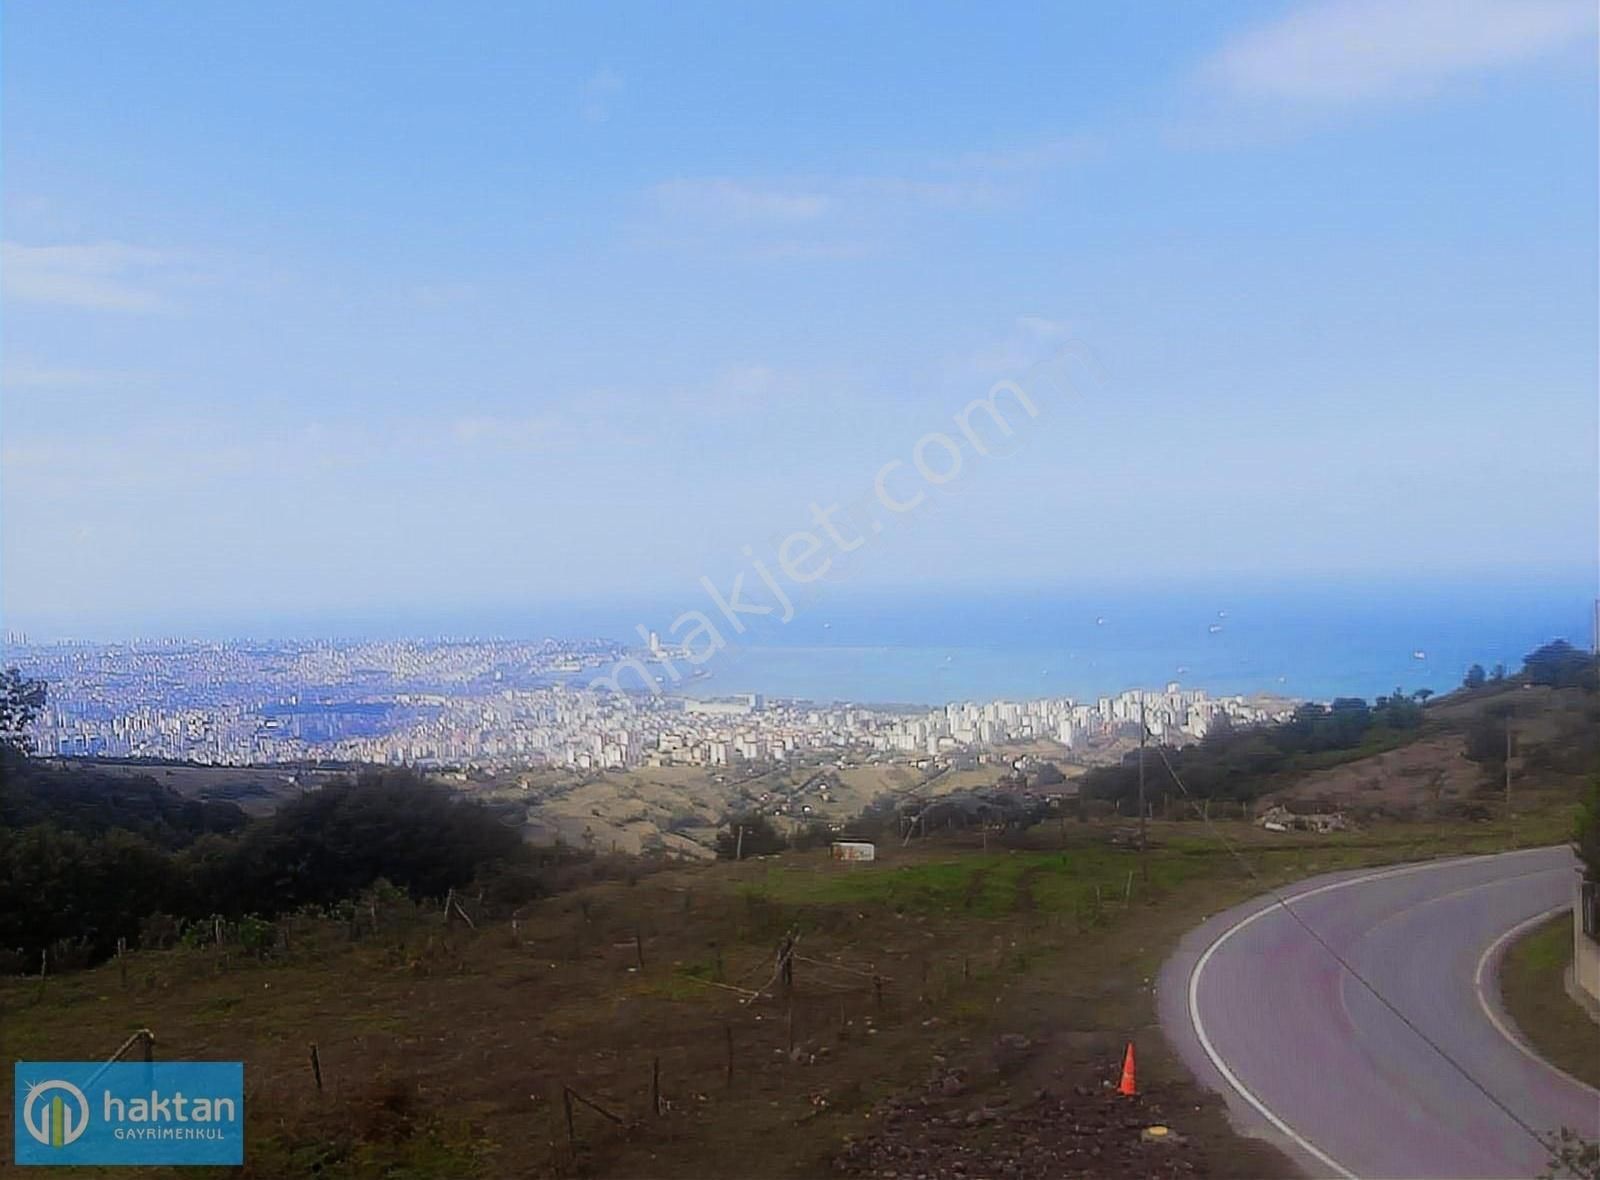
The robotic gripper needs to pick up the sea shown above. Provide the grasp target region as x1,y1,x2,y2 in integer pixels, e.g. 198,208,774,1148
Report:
659,581,1594,706
208,574,1597,708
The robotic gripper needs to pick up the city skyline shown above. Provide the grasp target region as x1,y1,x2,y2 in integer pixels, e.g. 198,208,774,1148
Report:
3,1,1597,636
8,632,1290,770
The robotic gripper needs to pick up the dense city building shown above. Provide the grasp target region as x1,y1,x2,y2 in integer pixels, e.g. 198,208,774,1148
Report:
7,638,1291,771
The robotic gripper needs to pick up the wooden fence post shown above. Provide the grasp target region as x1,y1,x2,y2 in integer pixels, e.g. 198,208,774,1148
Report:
309,1043,323,1091
561,1085,624,1151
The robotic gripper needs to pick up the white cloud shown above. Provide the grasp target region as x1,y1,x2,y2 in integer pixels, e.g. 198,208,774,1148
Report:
450,413,563,447
741,239,874,262
1,428,263,495
640,125,1096,262
580,68,625,123
0,360,152,391
651,171,1019,228
958,316,1086,381
409,281,477,307
1203,0,1595,105
942,133,1099,174
847,174,1007,211
652,178,832,222
643,168,1022,262
1,241,176,312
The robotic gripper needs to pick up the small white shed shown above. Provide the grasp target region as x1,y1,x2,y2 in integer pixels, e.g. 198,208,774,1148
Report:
830,841,876,863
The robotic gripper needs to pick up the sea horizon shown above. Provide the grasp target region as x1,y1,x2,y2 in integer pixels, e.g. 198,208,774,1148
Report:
7,575,1592,710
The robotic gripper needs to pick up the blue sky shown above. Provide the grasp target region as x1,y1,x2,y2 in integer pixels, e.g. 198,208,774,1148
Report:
2,0,1596,636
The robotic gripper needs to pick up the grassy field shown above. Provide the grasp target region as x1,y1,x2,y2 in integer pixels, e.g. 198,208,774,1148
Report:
1,802,1578,1180
1499,913,1600,1092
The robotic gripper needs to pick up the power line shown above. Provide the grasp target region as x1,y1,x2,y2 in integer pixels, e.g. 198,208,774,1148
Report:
1144,734,1557,1159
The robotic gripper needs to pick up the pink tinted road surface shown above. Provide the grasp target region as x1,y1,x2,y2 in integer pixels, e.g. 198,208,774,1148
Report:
1159,847,1600,1178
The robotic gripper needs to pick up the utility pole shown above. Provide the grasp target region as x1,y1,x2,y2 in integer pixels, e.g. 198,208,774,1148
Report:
1504,711,1513,846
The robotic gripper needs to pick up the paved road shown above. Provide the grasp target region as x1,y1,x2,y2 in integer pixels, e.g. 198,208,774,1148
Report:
1158,847,1600,1178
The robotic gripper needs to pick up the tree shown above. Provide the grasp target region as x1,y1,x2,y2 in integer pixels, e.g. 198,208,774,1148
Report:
0,668,46,755
2,758,247,846
1576,779,1600,884
1539,1127,1600,1180
0,824,182,964
713,813,786,859
1464,707,1512,767
1031,761,1066,787
1413,688,1434,704
1327,698,1374,747
1523,640,1597,690
1201,712,1235,745
1373,690,1422,731
192,769,525,914
1464,664,1487,690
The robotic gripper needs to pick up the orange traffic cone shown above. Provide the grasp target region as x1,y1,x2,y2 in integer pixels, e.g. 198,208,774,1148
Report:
1117,1041,1137,1096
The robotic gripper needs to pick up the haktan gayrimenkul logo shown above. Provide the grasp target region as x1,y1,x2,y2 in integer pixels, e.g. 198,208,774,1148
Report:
13,1061,244,1167
20,1080,89,1148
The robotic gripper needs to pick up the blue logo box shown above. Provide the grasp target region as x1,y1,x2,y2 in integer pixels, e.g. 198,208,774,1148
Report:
14,1061,243,1166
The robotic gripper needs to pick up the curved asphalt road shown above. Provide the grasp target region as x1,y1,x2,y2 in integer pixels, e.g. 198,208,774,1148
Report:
1158,846,1600,1179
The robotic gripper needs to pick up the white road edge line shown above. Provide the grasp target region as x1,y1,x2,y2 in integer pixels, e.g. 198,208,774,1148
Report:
1474,903,1600,1100
1186,850,1559,1180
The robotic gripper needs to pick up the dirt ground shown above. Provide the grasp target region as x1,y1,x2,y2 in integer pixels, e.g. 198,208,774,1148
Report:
500,759,1015,860
1270,732,1481,809
1269,684,1597,818
833,1069,1268,1179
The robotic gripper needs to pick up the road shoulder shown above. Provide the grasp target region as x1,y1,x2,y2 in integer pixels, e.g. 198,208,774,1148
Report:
1492,909,1600,1092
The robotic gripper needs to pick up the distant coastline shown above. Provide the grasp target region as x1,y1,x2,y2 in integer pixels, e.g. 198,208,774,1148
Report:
6,579,1591,710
